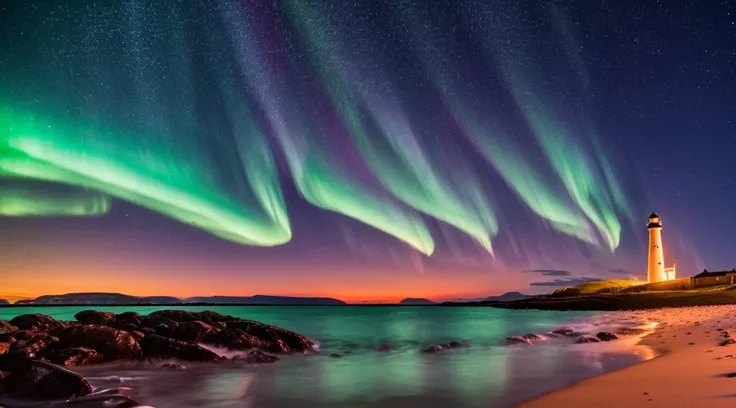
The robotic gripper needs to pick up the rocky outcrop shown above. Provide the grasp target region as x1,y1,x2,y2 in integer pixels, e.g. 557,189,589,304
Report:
0,360,92,399
576,335,601,344
9,314,63,332
45,347,104,366
0,321,18,335
421,340,472,353
140,334,221,362
201,328,265,350
57,325,142,361
74,310,116,326
596,332,619,341
505,336,532,345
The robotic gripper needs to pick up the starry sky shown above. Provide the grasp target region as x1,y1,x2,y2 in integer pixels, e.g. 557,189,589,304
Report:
0,0,734,303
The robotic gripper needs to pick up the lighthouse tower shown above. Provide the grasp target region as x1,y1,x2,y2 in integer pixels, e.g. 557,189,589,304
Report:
647,213,666,283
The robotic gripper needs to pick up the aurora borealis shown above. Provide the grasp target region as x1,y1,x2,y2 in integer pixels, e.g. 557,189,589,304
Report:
1,0,734,301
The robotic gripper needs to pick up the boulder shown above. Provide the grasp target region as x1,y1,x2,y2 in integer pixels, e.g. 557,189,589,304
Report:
576,336,601,344
1,360,92,399
720,338,736,347
140,334,221,362
224,320,315,353
505,336,532,345
201,328,266,350
421,344,451,353
173,321,216,342
233,349,279,364
57,325,142,361
0,342,10,357
149,310,230,325
0,321,18,335
114,312,143,328
596,332,619,342
9,314,63,332
138,315,179,338
449,340,472,348
522,333,545,341
129,331,145,342
6,334,59,361
550,328,575,336
74,310,116,326
45,347,104,366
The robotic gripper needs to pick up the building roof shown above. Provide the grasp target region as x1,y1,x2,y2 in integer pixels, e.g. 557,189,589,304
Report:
692,269,736,278
649,212,659,219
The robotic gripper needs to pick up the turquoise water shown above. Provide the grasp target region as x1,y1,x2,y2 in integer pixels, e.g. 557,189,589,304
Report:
0,306,656,408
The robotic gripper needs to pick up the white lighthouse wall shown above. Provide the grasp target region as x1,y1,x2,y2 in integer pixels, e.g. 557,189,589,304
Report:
647,227,666,283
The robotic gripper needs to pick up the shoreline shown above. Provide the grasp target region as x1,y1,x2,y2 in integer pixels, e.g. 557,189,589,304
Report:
518,305,736,407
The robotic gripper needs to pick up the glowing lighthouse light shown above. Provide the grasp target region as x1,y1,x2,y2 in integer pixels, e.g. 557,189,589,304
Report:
647,212,676,283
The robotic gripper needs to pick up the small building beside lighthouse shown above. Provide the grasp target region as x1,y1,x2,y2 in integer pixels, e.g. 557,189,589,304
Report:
647,212,676,283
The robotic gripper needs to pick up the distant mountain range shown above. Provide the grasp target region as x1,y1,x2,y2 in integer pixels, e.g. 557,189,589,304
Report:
484,292,533,302
399,297,436,305
8,292,345,305
0,299,9,305
185,295,346,305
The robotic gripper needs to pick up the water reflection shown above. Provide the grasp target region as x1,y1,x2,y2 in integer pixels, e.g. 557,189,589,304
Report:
4,305,659,408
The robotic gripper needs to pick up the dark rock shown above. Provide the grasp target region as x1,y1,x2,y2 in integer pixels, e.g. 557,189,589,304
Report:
6,334,59,361
11,330,36,341
114,312,143,328
576,335,601,344
1,360,92,399
449,340,472,348
505,336,532,345
224,319,316,353
57,325,142,361
45,347,104,366
149,310,230,325
138,315,179,338
421,344,451,353
9,314,63,332
173,320,216,342
374,343,394,351
139,328,157,336
0,321,18,335
596,332,619,341
329,353,343,358
120,323,139,332
161,362,187,370
129,330,145,342
74,310,116,326
551,328,575,336
522,333,545,341
720,338,736,347
234,349,279,364
140,334,221,362
201,328,266,350
721,331,730,338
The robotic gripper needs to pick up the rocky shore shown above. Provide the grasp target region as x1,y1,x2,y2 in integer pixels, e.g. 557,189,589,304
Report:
0,310,317,406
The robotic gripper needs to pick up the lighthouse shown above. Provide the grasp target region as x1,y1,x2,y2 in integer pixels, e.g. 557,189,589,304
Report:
647,212,667,283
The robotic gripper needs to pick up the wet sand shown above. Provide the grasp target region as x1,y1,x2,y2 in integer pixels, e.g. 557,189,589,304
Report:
519,305,736,408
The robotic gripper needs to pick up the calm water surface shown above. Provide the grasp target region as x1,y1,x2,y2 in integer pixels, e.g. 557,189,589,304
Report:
0,306,658,408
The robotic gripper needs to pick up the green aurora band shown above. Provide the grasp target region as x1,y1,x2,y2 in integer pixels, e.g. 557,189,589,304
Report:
0,1,633,255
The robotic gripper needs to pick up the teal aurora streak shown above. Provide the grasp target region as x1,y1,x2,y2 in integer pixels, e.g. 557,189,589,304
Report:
0,1,632,255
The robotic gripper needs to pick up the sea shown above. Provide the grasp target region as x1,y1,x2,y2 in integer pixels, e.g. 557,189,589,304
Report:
0,305,659,408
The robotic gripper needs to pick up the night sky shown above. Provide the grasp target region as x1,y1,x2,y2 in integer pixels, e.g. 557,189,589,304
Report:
1,0,734,303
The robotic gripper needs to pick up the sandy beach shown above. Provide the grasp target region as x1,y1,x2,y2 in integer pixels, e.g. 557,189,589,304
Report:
520,305,736,408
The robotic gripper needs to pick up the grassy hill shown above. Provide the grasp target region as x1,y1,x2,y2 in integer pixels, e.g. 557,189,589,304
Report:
470,278,736,311
550,278,699,297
